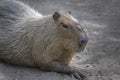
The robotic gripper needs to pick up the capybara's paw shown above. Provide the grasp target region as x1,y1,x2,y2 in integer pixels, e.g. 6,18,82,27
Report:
71,71,86,80
69,67,87,80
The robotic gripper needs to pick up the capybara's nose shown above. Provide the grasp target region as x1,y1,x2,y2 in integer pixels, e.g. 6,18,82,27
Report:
79,32,88,44
80,39,87,44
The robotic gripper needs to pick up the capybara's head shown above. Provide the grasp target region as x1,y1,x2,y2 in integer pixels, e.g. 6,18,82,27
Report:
52,11,88,52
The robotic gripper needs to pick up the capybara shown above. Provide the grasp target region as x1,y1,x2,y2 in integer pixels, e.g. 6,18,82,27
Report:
0,0,88,80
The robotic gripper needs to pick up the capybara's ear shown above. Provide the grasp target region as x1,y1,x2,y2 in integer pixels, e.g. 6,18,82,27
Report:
53,12,60,21
68,11,71,14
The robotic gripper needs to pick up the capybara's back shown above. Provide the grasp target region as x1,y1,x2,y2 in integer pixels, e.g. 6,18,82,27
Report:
0,0,42,66
0,0,88,80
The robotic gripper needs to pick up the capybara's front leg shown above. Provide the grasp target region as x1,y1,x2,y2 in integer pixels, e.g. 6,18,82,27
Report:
44,61,86,80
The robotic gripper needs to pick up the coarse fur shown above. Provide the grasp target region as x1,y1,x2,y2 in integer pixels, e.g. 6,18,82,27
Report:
0,0,88,72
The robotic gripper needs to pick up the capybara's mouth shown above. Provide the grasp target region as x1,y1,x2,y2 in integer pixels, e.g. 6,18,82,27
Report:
79,43,87,52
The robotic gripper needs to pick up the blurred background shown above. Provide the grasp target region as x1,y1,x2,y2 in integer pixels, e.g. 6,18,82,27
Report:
0,0,120,80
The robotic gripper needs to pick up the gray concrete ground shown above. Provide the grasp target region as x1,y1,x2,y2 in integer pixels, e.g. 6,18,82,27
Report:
0,0,120,80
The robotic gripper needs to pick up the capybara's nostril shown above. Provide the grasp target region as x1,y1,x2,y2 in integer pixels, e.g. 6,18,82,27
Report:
80,39,87,44
80,40,85,44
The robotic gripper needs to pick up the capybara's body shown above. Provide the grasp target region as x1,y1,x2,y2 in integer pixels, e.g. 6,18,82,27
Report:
0,0,88,80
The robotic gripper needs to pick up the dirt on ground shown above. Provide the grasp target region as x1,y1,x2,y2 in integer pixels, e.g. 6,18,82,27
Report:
0,0,120,80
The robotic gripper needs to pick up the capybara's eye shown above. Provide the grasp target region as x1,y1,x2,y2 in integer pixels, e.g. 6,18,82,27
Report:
61,23,68,29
